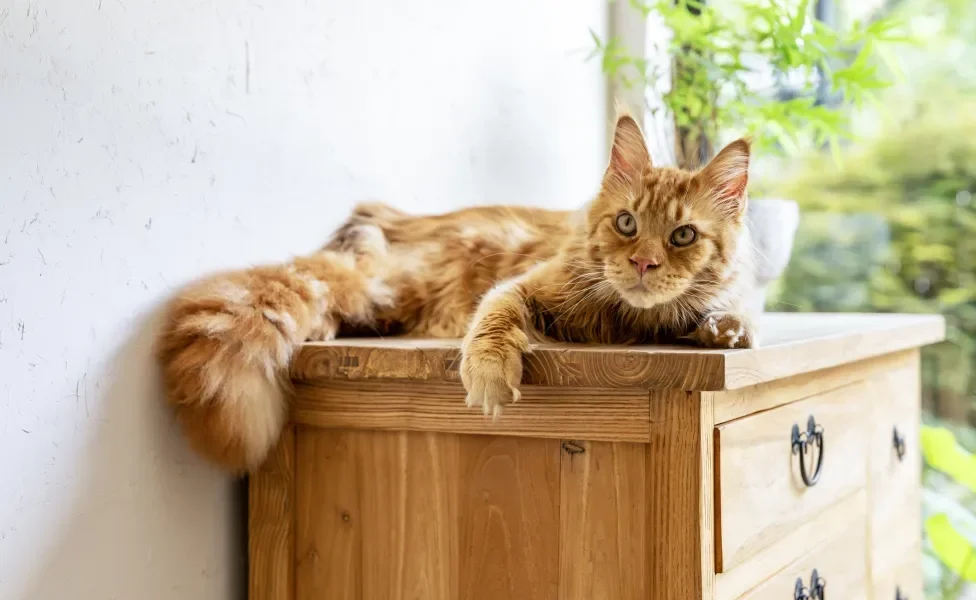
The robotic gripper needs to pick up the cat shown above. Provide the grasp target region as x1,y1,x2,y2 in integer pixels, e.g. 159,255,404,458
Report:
156,111,758,472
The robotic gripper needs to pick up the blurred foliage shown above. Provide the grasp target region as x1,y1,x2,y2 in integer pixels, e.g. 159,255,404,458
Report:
766,91,976,416
924,425,976,494
922,424,976,598
590,0,906,166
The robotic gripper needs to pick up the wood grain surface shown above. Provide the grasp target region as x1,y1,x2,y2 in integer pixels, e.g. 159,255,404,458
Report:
293,429,562,600
646,390,715,599
292,337,726,390
559,441,647,598
291,380,650,442
290,313,944,391
249,426,296,600
295,428,363,600
457,435,560,600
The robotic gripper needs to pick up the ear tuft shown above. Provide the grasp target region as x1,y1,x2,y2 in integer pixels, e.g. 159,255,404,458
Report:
698,138,751,213
606,110,651,184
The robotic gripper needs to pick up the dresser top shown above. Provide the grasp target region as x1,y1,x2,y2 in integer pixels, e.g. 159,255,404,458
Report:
291,313,945,391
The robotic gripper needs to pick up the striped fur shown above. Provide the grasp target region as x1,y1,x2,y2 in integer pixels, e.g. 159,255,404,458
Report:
156,114,758,471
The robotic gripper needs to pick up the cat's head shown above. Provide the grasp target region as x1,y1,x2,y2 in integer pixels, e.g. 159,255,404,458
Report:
585,112,751,309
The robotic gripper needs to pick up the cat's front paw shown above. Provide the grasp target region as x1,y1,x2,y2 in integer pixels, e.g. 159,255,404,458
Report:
688,312,756,349
460,345,523,418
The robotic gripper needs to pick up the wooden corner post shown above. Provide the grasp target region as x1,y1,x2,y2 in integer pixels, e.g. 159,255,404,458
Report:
646,390,715,599
249,426,296,600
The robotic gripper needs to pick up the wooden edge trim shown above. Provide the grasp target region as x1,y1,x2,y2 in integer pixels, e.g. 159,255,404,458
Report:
723,319,945,390
290,316,944,392
713,350,918,424
291,344,729,391
289,380,651,443
700,392,717,597
712,417,724,574
248,426,296,600
646,390,715,599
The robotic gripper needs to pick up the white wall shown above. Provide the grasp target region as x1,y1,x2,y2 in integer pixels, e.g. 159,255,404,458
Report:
0,1,608,598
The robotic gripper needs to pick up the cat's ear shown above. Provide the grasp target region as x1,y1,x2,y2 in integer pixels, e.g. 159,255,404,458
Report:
697,138,750,215
605,113,651,184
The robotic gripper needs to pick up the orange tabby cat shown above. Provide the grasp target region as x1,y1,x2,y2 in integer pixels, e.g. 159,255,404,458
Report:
156,113,758,471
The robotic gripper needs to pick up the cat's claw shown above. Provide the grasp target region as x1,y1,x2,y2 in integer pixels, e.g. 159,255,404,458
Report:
464,379,521,418
460,351,523,418
688,312,756,349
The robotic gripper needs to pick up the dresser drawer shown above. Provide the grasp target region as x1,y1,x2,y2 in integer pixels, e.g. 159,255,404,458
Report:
715,383,870,571
733,524,869,600
715,492,868,600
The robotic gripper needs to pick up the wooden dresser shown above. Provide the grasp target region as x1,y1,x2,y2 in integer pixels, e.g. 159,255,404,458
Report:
249,313,945,600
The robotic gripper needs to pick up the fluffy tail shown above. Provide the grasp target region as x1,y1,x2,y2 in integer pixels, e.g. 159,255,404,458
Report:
156,251,389,472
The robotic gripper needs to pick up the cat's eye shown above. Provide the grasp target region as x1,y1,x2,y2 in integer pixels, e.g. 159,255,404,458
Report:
615,211,637,236
670,225,697,247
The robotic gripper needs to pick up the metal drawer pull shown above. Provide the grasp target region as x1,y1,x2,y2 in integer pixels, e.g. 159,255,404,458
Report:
794,569,827,600
811,569,826,599
792,415,825,487
794,578,809,600
893,427,906,461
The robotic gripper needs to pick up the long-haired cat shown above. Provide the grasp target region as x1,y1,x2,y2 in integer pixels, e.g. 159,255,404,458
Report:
156,112,758,472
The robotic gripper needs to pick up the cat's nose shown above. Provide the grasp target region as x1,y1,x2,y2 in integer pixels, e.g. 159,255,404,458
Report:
629,255,660,276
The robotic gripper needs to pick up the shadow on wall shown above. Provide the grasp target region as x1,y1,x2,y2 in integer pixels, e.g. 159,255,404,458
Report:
18,310,247,600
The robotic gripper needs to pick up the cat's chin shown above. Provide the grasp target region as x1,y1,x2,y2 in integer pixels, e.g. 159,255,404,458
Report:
614,282,681,309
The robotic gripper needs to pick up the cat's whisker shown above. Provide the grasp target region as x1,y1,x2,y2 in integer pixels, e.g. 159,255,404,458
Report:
466,251,554,269
549,281,614,331
547,278,604,310
547,283,601,316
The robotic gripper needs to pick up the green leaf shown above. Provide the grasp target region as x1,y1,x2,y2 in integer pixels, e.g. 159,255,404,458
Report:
921,426,976,494
938,287,976,307
925,514,976,582
588,28,603,49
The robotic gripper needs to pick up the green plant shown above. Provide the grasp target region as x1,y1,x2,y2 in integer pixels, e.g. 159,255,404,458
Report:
591,0,906,168
922,423,976,598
